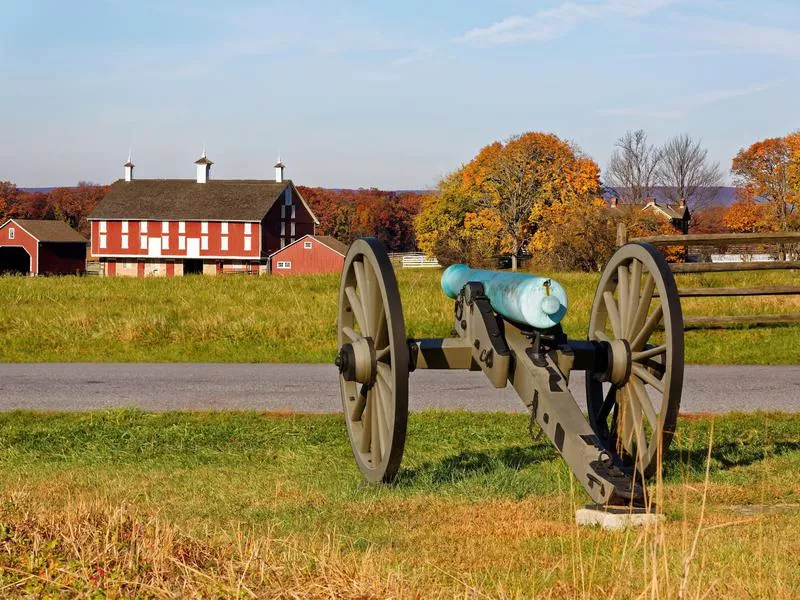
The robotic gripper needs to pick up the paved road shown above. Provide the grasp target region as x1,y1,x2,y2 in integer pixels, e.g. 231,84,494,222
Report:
0,364,797,413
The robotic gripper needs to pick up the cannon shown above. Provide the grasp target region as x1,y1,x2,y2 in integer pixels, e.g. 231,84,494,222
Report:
335,238,683,506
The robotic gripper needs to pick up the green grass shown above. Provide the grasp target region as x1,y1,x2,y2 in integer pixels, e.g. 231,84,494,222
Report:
0,410,797,597
1,269,799,363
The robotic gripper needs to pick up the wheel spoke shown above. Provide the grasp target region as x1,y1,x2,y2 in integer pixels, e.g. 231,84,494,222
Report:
374,379,392,453
364,260,385,344
353,261,372,335
599,384,617,421
629,377,659,429
359,399,372,454
627,260,642,336
345,285,368,334
629,274,655,342
350,384,367,422
617,266,630,336
627,389,649,474
593,330,610,342
376,345,390,362
621,387,635,454
632,364,665,394
370,388,385,462
603,291,623,339
370,388,381,465
630,303,663,351
632,344,667,362
342,326,360,342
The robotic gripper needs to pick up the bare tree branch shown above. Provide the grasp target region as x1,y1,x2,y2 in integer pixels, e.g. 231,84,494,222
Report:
657,134,722,209
605,130,662,204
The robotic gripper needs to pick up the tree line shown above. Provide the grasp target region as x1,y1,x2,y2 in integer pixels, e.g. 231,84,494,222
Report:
416,129,800,270
1,128,797,267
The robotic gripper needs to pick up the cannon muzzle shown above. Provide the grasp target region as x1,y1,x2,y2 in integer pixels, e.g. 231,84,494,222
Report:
441,265,568,329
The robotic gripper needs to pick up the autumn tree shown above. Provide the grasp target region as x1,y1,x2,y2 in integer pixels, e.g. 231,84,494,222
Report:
0,181,20,221
605,130,661,203
723,198,774,233
656,134,722,208
529,198,615,271
731,135,799,231
298,186,421,252
416,132,603,269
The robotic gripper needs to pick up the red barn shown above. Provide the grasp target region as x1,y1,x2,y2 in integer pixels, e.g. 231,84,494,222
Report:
87,153,320,276
0,219,87,275
269,234,347,275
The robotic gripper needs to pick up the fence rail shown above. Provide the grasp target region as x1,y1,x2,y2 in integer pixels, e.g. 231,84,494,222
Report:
629,233,800,330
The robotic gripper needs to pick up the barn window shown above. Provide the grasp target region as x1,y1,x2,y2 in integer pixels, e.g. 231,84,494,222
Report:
140,221,148,233
161,235,169,250
99,234,107,248
178,221,186,234
284,189,292,206
244,237,252,251
99,221,107,233
277,261,291,269
121,221,129,233
201,222,209,234
290,222,295,236
221,237,229,251
140,235,147,250
291,205,296,219
201,236,209,250
221,222,229,234
244,223,252,235
8,227,14,240
161,222,169,234
280,222,285,236
121,235,129,249
304,241,312,249
178,236,186,250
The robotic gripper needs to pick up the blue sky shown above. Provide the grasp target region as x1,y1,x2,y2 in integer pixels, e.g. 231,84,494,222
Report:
1,0,798,189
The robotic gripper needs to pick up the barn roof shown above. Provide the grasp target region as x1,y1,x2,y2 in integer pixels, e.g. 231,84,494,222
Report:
89,179,294,221
4,219,87,243
314,235,349,256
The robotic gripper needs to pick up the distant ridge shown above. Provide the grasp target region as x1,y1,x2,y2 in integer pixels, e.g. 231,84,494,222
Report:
603,186,738,207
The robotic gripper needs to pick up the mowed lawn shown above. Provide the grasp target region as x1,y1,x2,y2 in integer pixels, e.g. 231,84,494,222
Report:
0,410,797,597
1,269,800,364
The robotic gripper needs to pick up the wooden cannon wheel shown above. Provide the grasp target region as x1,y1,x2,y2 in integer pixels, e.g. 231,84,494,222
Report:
336,238,409,483
586,242,684,479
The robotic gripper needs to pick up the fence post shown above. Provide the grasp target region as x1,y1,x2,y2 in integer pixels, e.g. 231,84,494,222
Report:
616,222,628,247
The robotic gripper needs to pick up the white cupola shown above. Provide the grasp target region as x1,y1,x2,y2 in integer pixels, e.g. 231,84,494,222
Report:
274,157,285,183
124,150,135,182
195,149,213,183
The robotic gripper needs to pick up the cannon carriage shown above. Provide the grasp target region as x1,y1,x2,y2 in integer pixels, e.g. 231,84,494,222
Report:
335,238,683,507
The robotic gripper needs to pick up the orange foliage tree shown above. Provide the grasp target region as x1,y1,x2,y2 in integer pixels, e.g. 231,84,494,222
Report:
297,187,420,252
0,181,107,236
731,134,799,231
417,132,603,269
723,198,774,233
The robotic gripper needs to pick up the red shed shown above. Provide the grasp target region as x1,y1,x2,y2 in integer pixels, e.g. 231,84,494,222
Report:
269,234,347,275
0,219,87,275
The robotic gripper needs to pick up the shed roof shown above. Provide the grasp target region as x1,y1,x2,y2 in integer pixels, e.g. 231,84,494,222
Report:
3,219,87,243
314,235,349,256
89,179,292,221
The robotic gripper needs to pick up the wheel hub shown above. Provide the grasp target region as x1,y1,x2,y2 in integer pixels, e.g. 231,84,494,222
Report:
336,337,376,385
607,338,632,386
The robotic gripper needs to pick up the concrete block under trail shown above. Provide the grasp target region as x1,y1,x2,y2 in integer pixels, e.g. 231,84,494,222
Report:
575,505,665,530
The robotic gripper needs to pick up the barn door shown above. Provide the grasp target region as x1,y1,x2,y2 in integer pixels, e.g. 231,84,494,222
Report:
186,238,200,258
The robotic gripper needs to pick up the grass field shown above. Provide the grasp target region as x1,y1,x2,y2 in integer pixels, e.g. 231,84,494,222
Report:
0,410,797,597
1,269,800,364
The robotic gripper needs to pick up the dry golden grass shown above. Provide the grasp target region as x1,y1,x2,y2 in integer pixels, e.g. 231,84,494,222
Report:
0,411,797,598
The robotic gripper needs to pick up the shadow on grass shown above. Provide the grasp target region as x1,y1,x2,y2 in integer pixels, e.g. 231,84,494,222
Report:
394,443,557,487
663,440,800,476
393,438,800,488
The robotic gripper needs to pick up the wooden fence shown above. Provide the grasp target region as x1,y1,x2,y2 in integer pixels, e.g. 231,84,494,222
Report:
628,232,800,330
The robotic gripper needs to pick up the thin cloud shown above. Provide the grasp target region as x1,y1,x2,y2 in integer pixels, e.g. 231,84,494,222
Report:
457,0,680,46
689,18,800,58
597,82,775,120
